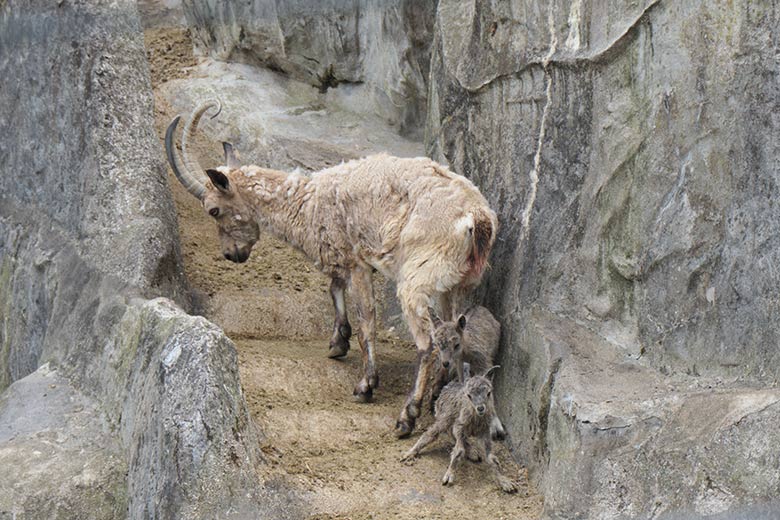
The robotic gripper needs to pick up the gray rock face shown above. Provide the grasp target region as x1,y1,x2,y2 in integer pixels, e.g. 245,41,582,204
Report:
181,0,436,137
0,1,298,518
0,0,187,305
426,0,780,517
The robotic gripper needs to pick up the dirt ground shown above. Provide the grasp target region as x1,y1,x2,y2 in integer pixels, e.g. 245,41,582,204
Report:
145,27,544,520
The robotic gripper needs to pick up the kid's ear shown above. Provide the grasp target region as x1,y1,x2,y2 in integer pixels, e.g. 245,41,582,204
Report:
206,169,230,193
484,365,501,381
456,314,467,332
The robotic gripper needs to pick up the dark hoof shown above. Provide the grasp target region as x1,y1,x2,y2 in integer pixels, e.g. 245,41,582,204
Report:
394,418,415,439
327,339,350,359
491,417,507,441
353,388,373,403
353,379,373,403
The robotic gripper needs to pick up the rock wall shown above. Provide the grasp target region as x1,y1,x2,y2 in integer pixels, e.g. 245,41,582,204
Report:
426,0,780,518
181,0,436,138
429,0,780,385
0,0,188,390
0,1,297,518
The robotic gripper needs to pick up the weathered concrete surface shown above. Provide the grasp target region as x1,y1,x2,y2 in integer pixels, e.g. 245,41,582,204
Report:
160,60,423,169
0,1,299,518
181,0,436,137
426,0,780,518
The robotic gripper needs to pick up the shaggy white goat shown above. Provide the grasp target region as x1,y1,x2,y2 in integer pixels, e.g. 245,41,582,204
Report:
165,100,498,437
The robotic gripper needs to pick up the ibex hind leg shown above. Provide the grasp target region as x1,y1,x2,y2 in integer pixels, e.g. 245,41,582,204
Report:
328,277,352,358
429,364,450,414
484,439,517,493
350,266,379,402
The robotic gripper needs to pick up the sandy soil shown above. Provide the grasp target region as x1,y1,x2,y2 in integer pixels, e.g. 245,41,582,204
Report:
145,27,544,520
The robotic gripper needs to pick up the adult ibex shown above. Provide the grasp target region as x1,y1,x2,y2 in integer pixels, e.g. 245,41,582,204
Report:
164,99,497,437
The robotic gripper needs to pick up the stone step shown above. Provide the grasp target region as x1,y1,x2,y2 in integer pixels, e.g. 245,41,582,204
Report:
502,308,780,519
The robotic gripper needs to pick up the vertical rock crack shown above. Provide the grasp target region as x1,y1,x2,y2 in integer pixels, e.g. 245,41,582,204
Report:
520,1,558,241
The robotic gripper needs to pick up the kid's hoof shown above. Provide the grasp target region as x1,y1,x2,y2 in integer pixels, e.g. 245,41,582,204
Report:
500,479,518,494
400,450,417,463
441,471,455,486
394,418,414,438
490,417,507,441
491,428,507,442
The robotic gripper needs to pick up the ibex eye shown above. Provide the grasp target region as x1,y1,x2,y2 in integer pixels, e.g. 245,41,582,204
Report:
209,208,220,217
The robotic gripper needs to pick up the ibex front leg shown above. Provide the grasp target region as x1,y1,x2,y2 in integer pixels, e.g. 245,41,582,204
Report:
328,276,352,358
351,266,379,402
395,285,435,438
442,421,467,486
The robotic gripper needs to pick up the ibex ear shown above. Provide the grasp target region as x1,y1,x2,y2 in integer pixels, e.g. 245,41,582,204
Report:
222,142,241,169
428,306,443,329
456,314,467,332
463,362,472,380
484,365,500,381
206,169,230,194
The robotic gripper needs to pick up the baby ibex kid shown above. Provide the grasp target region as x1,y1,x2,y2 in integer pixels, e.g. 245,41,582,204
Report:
400,366,517,493
429,306,506,440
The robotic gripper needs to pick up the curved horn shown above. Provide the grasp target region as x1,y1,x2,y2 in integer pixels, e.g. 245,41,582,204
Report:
182,98,222,182
165,115,206,199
